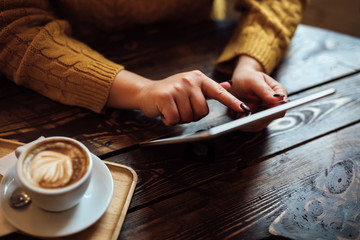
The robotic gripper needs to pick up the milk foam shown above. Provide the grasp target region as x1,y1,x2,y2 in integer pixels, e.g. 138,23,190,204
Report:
26,150,74,188
22,140,89,189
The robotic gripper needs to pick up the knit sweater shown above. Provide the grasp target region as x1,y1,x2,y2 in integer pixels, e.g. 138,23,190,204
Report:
0,0,307,113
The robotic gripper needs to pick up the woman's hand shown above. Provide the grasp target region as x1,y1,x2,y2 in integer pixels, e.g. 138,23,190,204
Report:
107,70,249,126
220,55,288,131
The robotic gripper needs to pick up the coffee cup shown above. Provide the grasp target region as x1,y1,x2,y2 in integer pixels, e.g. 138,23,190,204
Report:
15,136,93,212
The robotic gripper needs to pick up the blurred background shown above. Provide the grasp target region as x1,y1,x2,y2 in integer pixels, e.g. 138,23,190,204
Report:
224,0,360,38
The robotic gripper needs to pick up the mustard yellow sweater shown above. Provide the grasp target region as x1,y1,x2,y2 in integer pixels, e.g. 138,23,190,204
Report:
0,0,307,113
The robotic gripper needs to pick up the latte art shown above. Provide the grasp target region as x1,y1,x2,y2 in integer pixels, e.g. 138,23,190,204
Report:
28,150,73,188
22,140,89,189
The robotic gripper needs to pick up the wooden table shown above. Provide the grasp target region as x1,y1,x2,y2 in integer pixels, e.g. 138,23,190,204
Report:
1,20,360,239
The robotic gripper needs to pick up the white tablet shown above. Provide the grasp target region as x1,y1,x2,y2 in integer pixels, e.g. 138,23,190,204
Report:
141,88,336,146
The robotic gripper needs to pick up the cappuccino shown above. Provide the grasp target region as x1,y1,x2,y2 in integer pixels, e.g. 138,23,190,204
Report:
22,139,89,189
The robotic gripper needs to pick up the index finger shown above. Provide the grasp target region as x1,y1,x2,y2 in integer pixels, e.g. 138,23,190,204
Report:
261,74,288,101
201,77,245,113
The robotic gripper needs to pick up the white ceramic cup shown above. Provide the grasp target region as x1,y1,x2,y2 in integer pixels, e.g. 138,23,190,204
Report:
15,136,93,212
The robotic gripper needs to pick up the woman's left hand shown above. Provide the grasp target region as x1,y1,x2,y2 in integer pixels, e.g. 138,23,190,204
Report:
220,55,288,131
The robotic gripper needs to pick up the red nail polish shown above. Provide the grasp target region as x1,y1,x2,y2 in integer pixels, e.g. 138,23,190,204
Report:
273,94,285,98
240,103,250,112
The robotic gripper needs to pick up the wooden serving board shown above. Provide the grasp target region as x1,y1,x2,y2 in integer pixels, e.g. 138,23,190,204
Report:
0,138,137,240
0,138,23,159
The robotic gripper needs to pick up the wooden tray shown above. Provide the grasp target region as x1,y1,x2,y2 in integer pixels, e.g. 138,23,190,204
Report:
0,138,137,240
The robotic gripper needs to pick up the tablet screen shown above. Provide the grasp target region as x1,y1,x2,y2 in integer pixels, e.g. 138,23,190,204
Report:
142,88,336,146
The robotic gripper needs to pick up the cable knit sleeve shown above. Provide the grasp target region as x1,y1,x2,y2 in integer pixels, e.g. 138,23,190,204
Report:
0,0,123,113
216,0,308,74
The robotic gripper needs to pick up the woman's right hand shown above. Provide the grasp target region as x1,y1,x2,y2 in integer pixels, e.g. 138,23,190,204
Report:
107,70,248,126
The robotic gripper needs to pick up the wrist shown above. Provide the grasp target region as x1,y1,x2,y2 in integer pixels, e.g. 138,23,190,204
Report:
234,55,264,74
107,70,151,109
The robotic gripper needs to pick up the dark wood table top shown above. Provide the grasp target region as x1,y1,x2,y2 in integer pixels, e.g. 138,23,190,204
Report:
1,20,360,239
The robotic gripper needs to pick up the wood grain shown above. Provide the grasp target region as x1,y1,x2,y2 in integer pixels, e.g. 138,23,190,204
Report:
119,121,360,240
1,20,360,240
1,23,360,157
274,25,360,94
106,73,360,209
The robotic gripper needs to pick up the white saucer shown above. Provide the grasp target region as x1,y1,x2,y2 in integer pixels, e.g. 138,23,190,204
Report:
0,154,114,238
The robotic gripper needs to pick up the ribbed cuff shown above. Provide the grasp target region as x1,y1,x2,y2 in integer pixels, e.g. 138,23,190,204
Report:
22,51,124,114
63,59,124,113
216,24,287,75
216,2,298,75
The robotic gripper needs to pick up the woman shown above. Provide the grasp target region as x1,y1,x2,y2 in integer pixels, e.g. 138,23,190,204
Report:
0,0,307,127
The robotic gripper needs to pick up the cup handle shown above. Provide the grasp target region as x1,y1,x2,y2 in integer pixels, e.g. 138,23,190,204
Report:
15,146,26,159
15,136,46,159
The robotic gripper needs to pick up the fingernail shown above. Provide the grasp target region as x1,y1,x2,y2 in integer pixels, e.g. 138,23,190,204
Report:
227,80,232,86
240,103,251,112
273,93,285,98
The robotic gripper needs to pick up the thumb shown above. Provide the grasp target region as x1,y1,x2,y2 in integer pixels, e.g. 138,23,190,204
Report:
219,81,232,91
